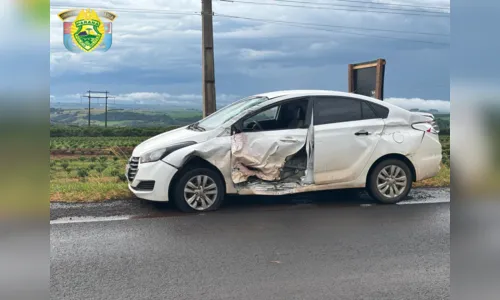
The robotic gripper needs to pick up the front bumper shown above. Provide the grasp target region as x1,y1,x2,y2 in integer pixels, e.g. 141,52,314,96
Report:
126,159,178,202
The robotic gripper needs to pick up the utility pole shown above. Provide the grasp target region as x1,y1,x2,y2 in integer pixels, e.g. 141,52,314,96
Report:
85,91,112,127
201,0,216,117
87,90,91,127
105,91,109,127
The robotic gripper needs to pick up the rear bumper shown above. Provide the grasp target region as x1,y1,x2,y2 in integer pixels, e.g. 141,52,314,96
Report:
127,161,178,202
411,133,443,181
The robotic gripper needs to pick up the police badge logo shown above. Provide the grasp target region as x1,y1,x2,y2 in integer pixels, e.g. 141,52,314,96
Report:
71,9,105,52
58,8,116,53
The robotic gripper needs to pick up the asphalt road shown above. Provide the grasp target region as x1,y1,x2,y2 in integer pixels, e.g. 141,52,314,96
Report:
50,190,450,300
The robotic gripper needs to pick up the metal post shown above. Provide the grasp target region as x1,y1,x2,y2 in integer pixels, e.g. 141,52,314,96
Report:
201,0,216,117
87,90,91,127
105,91,108,127
375,58,386,100
348,64,354,93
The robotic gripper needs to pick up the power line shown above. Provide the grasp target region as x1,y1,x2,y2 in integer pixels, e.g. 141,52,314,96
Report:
219,0,449,15
215,13,449,45
270,0,450,10
50,4,449,44
52,2,449,17
50,4,449,37
217,0,450,17
50,4,200,16
215,13,448,36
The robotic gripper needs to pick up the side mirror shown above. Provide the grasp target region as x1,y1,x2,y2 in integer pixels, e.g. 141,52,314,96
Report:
231,123,242,135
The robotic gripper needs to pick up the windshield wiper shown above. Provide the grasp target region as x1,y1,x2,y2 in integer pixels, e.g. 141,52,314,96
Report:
187,122,205,131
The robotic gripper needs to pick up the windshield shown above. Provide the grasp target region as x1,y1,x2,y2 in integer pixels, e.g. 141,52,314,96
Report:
196,96,269,130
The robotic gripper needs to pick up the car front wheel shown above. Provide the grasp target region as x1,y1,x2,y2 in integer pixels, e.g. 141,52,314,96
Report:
367,159,412,204
173,167,225,213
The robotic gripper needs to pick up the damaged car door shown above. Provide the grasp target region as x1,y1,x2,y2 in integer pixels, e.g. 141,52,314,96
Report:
312,96,385,185
230,97,312,190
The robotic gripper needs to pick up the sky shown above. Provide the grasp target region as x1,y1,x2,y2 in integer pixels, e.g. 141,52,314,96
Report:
49,0,450,112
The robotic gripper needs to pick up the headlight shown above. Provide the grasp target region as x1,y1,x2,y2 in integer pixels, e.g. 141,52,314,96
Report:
140,141,197,164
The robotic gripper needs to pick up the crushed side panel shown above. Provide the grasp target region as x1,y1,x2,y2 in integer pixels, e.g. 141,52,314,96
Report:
302,113,314,184
230,131,306,184
230,108,315,195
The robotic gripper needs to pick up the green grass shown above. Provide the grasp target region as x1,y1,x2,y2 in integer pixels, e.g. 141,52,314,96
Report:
439,135,450,167
413,163,450,188
50,156,132,202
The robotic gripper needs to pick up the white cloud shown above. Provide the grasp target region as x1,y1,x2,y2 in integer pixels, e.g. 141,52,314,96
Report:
50,0,450,76
52,92,236,106
238,49,287,61
49,0,450,103
309,41,338,51
385,97,450,112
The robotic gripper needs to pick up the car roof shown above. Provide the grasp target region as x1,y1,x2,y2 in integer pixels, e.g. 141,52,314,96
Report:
249,90,411,117
255,90,350,99
220,90,409,128
254,89,391,102
253,90,393,107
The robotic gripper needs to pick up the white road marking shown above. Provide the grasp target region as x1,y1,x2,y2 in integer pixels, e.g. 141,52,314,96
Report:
397,199,450,205
50,215,132,225
358,199,450,207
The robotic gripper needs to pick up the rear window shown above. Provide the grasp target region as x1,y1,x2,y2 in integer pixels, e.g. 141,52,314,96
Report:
361,101,377,120
368,102,389,119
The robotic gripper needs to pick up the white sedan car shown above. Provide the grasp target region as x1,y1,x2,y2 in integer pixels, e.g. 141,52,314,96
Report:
126,90,442,212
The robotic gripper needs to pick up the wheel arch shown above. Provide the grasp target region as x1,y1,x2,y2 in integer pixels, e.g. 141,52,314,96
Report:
169,155,227,200
366,153,417,184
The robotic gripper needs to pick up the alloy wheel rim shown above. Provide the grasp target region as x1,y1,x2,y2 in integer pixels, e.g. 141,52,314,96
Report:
376,165,407,198
184,175,218,210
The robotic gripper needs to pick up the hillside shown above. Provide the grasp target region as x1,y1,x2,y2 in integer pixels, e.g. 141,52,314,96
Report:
50,107,450,131
50,108,202,127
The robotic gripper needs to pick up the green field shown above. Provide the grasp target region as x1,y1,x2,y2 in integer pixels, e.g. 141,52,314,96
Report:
50,155,131,202
439,135,450,166
50,136,149,150
50,129,450,202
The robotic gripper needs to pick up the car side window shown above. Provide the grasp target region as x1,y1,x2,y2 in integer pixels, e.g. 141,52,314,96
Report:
313,97,361,125
241,105,279,131
361,101,378,120
248,106,278,122
368,102,390,118
240,98,309,132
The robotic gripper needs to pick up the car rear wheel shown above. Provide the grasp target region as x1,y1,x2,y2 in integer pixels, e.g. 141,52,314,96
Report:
173,167,225,213
367,159,412,204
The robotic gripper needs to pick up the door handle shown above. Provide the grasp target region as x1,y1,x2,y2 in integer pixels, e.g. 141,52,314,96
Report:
280,137,299,143
355,130,370,136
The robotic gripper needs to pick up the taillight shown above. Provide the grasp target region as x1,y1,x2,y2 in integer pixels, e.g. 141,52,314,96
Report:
412,121,439,134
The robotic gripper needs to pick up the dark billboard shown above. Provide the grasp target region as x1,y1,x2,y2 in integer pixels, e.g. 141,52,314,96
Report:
348,59,385,100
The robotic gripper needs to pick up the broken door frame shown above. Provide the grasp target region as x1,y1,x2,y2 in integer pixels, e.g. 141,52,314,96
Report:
229,96,315,191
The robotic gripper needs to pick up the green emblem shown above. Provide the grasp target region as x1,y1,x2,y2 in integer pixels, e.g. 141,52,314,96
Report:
70,9,105,52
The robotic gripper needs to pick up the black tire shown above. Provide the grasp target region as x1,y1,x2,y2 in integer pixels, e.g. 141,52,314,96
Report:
367,159,412,204
172,167,225,213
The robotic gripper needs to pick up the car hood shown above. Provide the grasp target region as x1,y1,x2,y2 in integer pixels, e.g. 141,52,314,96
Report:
132,126,220,157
